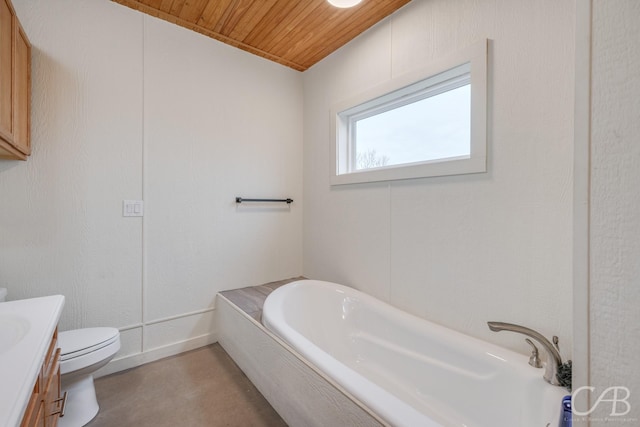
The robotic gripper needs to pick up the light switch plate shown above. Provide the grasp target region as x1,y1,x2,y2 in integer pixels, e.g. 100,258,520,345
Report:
123,200,144,217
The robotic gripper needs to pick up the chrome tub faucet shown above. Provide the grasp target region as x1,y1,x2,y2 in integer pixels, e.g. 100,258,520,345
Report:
487,321,563,386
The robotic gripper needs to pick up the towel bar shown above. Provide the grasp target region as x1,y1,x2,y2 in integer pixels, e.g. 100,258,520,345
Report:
235,197,293,204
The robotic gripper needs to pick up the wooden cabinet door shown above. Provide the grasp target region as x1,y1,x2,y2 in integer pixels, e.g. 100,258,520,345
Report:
44,350,61,427
21,330,61,427
32,400,46,427
20,389,41,427
0,0,29,159
12,17,29,154
0,0,13,140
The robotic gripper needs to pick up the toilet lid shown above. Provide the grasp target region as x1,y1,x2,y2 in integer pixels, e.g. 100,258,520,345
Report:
59,327,120,360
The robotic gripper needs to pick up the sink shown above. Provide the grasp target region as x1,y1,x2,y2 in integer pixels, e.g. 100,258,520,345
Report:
0,314,30,355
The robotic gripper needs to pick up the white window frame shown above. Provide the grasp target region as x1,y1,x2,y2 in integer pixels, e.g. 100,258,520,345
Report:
330,39,488,185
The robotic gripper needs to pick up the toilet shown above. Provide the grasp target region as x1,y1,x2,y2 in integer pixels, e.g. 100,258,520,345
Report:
0,290,120,426
58,327,120,427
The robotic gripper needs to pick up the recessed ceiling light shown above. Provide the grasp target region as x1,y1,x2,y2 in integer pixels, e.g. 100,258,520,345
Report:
327,0,363,8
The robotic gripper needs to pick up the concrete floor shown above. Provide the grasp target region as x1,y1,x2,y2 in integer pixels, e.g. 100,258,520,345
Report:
86,344,287,427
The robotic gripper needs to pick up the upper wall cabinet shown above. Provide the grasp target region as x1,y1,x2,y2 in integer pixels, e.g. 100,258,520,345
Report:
0,0,30,161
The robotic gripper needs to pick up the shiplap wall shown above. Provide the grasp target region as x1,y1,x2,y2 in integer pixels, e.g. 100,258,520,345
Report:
0,0,303,372
303,0,574,359
588,0,640,421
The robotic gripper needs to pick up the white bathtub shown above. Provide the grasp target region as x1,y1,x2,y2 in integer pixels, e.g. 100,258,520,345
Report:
262,280,566,427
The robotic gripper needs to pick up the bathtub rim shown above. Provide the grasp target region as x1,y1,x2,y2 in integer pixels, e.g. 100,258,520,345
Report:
263,279,566,427
263,280,446,426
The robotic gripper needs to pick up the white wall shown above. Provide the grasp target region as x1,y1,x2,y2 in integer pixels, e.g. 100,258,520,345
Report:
588,0,640,421
0,0,303,371
303,0,575,358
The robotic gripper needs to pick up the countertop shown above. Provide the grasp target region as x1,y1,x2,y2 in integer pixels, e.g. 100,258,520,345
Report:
0,295,65,427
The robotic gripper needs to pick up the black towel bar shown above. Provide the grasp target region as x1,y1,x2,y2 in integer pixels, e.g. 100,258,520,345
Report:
235,197,293,204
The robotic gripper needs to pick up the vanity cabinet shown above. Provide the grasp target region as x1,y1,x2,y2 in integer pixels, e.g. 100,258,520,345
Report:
0,0,30,160
20,329,65,427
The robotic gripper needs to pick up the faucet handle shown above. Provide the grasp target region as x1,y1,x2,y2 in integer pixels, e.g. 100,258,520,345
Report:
525,338,543,368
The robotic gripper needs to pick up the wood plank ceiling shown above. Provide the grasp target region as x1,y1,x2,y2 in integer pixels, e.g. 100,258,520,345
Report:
112,0,412,71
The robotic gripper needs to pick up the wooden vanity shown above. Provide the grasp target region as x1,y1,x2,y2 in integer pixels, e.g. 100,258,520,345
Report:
20,329,64,427
0,295,65,427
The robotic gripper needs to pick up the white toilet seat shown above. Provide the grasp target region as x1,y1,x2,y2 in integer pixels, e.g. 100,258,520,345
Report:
59,327,120,375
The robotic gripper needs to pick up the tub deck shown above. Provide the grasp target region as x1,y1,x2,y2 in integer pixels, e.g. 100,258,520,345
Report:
216,277,385,427
219,277,304,322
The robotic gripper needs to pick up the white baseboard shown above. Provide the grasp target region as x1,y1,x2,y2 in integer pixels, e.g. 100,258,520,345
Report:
94,332,218,378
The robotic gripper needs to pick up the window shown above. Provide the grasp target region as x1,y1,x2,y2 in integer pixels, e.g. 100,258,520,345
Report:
331,40,487,185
